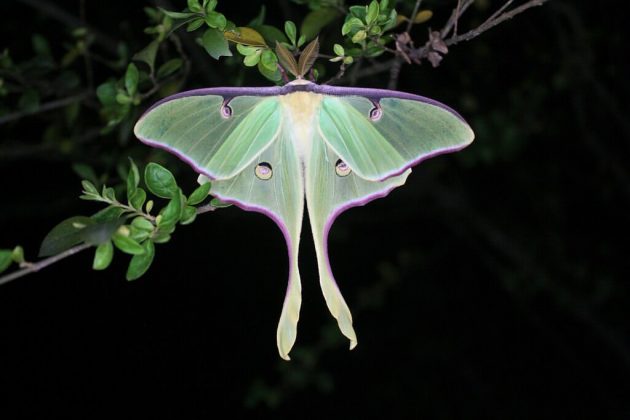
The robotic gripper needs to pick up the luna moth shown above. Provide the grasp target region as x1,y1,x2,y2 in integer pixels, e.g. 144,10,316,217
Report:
134,78,474,360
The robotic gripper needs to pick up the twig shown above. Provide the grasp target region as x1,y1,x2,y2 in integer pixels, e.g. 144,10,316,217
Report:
196,203,218,214
0,92,90,125
388,0,423,89
446,0,549,46
441,0,475,39
0,200,221,286
362,0,549,85
0,243,92,287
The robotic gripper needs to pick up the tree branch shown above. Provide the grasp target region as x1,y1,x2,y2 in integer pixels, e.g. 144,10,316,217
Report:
0,92,90,125
368,0,550,87
0,199,222,286
446,0,549,46
0,243,92,287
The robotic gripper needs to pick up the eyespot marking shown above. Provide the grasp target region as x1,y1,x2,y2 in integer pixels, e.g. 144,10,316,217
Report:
335,159,351,177
369,103,382,121
221,99,233,118
255,162,273,180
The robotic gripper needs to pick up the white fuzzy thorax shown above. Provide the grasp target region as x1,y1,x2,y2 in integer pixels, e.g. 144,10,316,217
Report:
279,91,323,163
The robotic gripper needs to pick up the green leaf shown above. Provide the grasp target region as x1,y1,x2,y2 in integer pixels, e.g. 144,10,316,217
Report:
130,226,151,243
39,216,93,257
159,189,184,226
284,21,297,45
38,216,120,257
201,28,232,59
156,58,183,79
342,17,364,36
102,186,117,202
258,60,282,82
366,0,380,25
116,92,132,105
187,17,205,32
333,43,345,56
159,8,198,19
11,246,24,264
352,30,367,43
126,240,155,281
301,8,340,41
236,44,258,56
133,40,159,74
180,206,197,225
82,180,99,195
0,250,12,274
187,0,202,12
125,63,139,97
297,35,306,48
349,5,368,20
205,11,227,30
369,25,382,35
152,231,171,244
187,182,211,205
112,232,145,255
144,163,178,198
243,51,261,66
129,188,147,210
93,241,114,270
365,44,385,57
210,197,232,208
96,81,117,106
132,217,154,232
126,158,140,199
205,0,217,12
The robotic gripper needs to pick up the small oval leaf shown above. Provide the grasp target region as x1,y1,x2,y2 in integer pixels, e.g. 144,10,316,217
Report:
93,241,114,270
187,182,211,205
112,233,145,255
223,27,267,46
126,240,155,281
0,250,12,274
144,163,178,198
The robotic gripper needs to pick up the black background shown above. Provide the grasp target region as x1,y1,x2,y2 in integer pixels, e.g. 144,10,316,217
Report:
1,0,628,417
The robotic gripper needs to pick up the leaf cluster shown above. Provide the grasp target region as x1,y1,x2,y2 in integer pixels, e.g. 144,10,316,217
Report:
0,159,226,281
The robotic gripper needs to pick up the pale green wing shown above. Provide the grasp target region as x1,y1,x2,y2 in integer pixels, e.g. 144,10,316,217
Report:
134,95,281,180
319,95,474,181
305,129,410,350
209,122,304,361
135,90,302,360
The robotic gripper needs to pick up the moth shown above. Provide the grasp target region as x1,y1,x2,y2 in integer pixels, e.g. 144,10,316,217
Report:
134,78,474,360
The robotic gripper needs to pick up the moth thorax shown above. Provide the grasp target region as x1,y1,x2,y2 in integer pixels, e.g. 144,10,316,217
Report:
279,91,323,162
